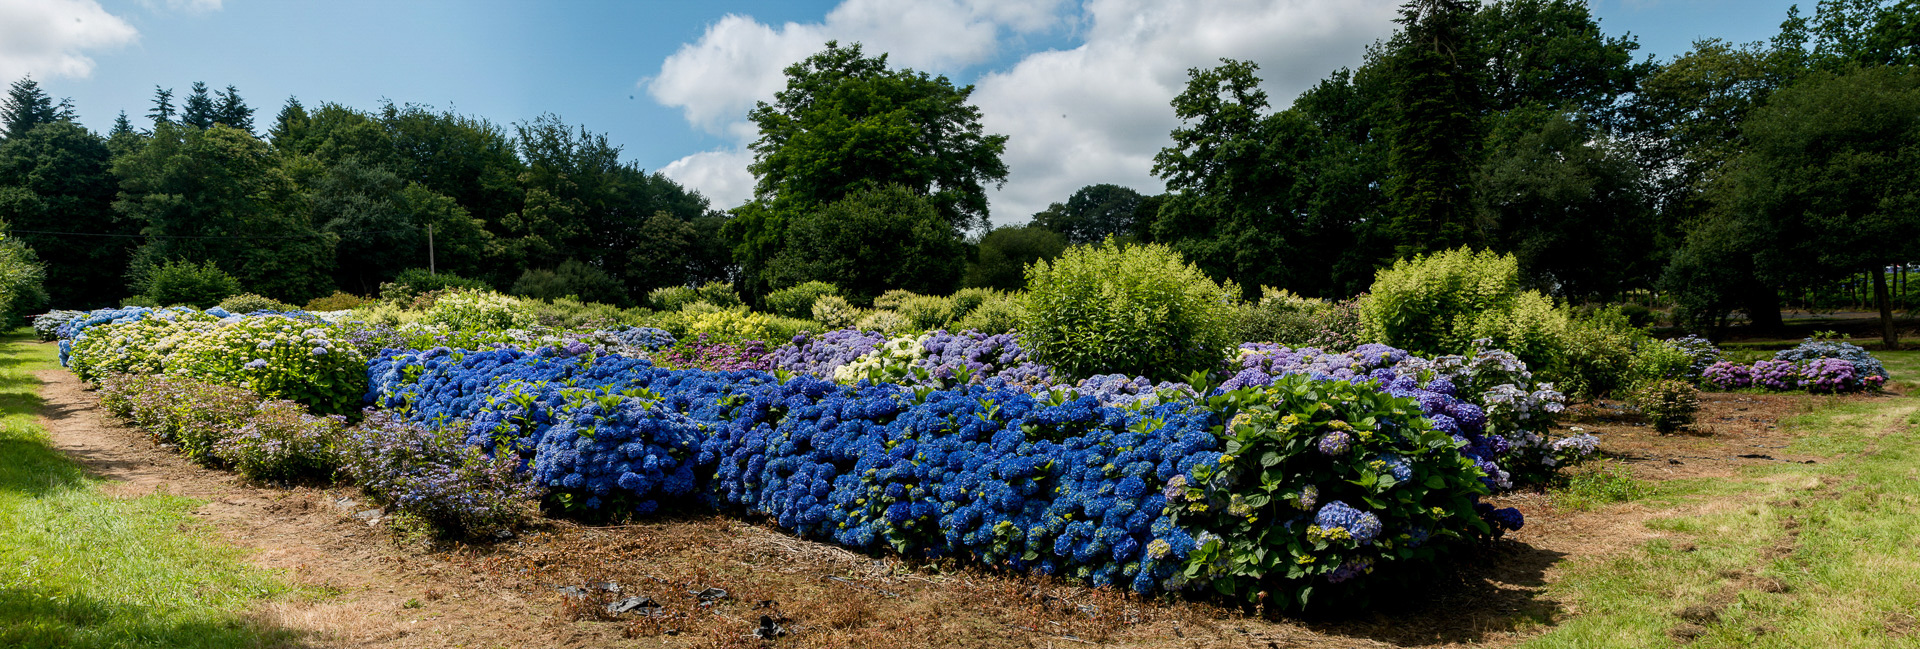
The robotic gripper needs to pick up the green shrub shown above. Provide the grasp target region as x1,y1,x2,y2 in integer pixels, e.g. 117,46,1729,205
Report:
872,289,917,310
509,260,628,305
1627,379,1699,434
1173,375,1498,610
695,282,743,309
0,236,47,327
523,297,628,329
216,399,345,482
895,294,956,330
856,309,911,334
165,315,370,416
1237,287,1331,346
953,292,1023,334
378,268,489,301
811,295,860,329
66,310,221,383
647,285,701,311
305,291,366,311
138,259,241,309
1629,338,1697,387
97,373,259,465
1021,240,1238,380
217,293,295,314
424,289,534,331
1548,309,1641,400
764,281,839,319
1358,247,1569,369
949,287,999,317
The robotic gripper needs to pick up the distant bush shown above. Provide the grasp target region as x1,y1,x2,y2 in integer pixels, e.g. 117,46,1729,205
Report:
764,281,839,319
138,259,241,309
1021,240,1239,380
510,260,628,306
1628,379,1699,434
217,293,295,314
424,289,534,331
1549,309,1641,400
1358,247,1569,369
871,289,917,311
953,292,1023,334
948,287,999,317
1237,287,1331,346
811,295,859,329
647,285,701,312
855,309,910,334
304,291,366,311
378,268,489,301
694,282,743,309
895,294,956,330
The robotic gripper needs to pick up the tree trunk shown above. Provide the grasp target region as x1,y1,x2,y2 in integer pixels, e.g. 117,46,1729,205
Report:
1875,265,1898,348
1745,287,1784,333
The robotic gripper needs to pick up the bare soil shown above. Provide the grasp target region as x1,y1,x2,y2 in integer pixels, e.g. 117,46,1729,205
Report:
29,355,1868,648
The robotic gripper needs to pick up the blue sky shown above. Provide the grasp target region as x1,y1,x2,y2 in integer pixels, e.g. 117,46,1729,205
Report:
6,0,1803,222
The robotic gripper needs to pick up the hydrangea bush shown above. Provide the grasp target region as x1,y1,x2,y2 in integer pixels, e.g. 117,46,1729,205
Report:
165,315,369,415
1701,339,1887,394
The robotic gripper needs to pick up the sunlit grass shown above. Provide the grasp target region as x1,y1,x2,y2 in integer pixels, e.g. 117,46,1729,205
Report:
1524,364,1920,648
0,330,300,648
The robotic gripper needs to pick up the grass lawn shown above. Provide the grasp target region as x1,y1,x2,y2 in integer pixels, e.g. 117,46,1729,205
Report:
1526,350,1920,647
0,331,297,648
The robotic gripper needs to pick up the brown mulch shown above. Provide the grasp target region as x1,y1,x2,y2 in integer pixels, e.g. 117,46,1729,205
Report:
31,353,1881,648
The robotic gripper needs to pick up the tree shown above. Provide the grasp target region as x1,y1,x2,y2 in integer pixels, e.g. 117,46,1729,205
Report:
765,184,967,304
115,123,335,302
1721,67,1920,346
146,86,175,127
2,77,63,141
0,121,132,307
214,85,254,134
1384,0,1487,258
179,81,217,129
731,42,1007,296
306,157,489,294
1475,108,1657,300
1029,184,1146,245
964,225,1066,290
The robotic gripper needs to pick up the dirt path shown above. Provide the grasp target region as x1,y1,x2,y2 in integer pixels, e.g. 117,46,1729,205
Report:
32,366,595,649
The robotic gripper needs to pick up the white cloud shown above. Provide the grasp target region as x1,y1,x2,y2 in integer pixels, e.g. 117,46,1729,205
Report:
650,0,1068,209
662,149,759,213
0,0,137,81
973,0,1401,222
651,0,1400,219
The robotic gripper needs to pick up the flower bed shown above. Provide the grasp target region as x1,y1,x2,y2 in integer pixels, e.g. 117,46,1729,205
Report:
1702,339,1887,393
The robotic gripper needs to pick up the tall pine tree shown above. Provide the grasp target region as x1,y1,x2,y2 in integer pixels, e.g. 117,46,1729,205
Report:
147,86,175,127
1,77,61,140
215,85,254,133
180,81,217,129
1384,0,1486,257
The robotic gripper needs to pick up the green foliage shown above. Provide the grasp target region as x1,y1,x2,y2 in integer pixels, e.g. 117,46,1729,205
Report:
963,225,1066,291
763,281,839,319
810,294,859,329
216,293,294,314
304,291,365,311
953,292,1023,334
1628,338,1697,387
765,184,967,304
855,309,911,335
423,289,533,331
136,259,241,309
97,373,260,465
1359,247,1569,368
0,120,131,308
1548,308,1643,400
1021,240,1239,380
1237,288,1333,346
948,287,998,317
894,294,955,330
1174,375,1492,610
215,399,344,482
0,235,47,326
1029,184,1146,245
510,259,627,305
1553,461,1656,511
165,316,370,416
646,285,701,312
67,312,219,383
871,289,916,311
694,282,743,309
377,268,489,302
1627,379,1700,434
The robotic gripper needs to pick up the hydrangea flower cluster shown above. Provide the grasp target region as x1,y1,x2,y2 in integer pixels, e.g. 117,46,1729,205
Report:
831,333,928,384
165,315,370,415
33,309,85,341
657,335,774,372
1773,339,1889,382
1217,341,1576,489
1703,357,1885,393
767,329,886,377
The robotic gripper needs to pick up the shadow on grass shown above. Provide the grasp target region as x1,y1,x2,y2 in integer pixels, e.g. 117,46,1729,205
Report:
0,586,310,649
1299,540,1569,646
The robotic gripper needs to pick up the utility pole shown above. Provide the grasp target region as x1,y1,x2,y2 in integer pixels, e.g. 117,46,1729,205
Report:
427,223,436,276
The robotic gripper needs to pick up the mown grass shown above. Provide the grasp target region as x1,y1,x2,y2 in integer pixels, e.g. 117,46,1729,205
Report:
1551,461,1661,512
1524,351,1920,648
0,330,300,648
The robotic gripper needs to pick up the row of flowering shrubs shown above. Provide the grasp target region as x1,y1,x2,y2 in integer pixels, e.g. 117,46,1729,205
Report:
1701,339,1889,393
366,346,1519,606
54,304,1570,609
